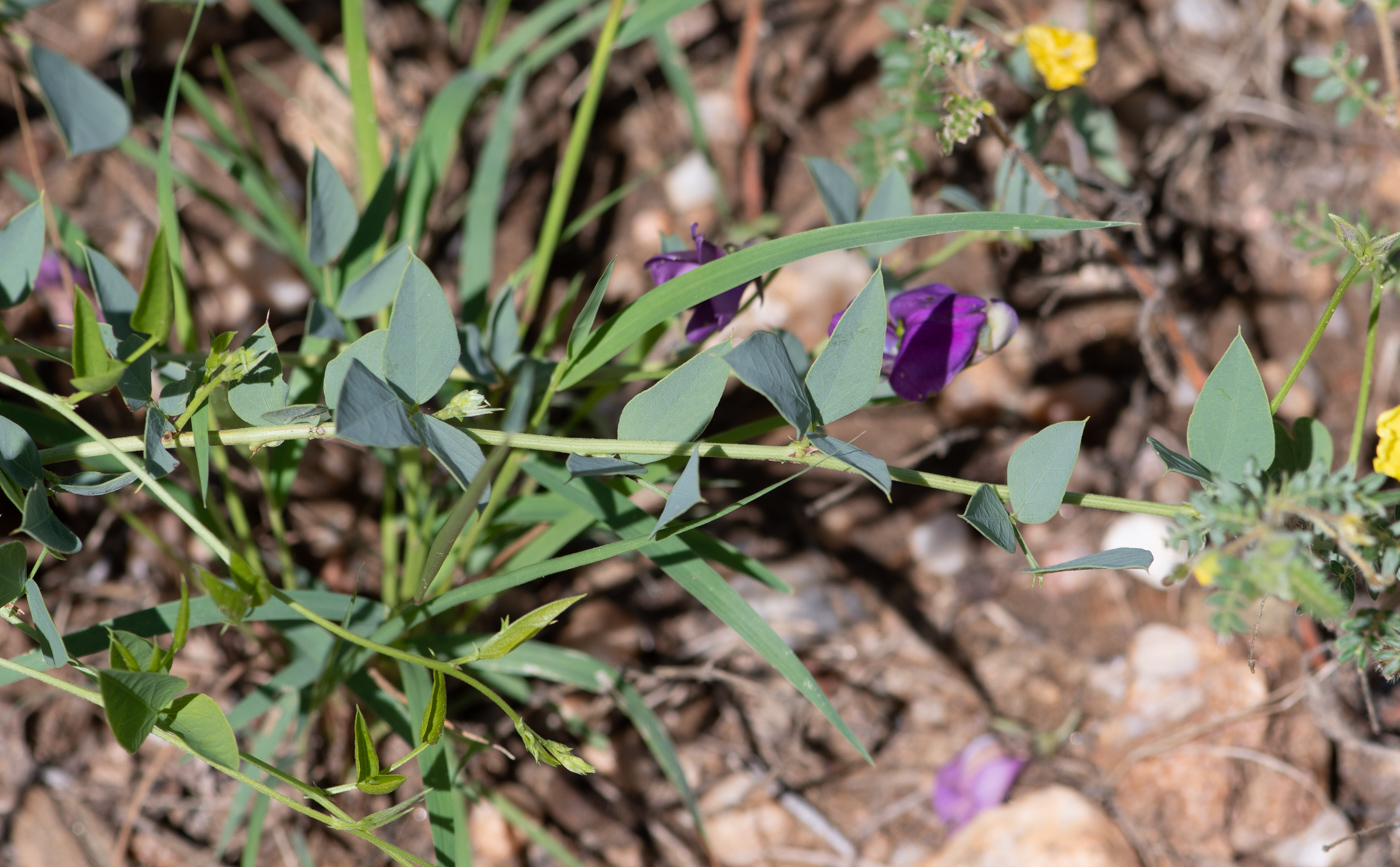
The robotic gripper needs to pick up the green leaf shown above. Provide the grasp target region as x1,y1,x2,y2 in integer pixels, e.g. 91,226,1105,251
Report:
418,413,488,494
1147,436,1212,484
39,472,130,497
651,447,704,538
171,574,189,657
336,359,421,448
306,148,357,266
419,670,447,746
465,595,585,663
1007,420,1085,524
617,0,707,45
229,552,271,608
460,68,526,316
0,541,25,607
960,483,1017,553
487,286,521,372
353,705,383,785
0,415,43,489
0,200,44,308
1292,55,1330,77
246,0,348,94
806,269,885,425
566,261,614,364
324,329,388,410
198,567,249,625
523,458,871,761
1022,547,1153,574
1337,94,1364,126
565,454,646,479
809,434,891,496
1187,333,1274,484
192,404,210,504
162,693,239,769
726,332,814,437
26,578,68,666
305,298,347,341
30,44,131,156
805,157,860,226
860,169,913,257
98,668,188,753
226,323,290,426
143,408,178,480
560,213,1115,389
20,485,81,554
338,243,411,319
1292,417,1333,472
618,345,729,463
384,256,459,404
1311,76,1347,103
259,404,330,425
130,229,174,341
108,629,156,672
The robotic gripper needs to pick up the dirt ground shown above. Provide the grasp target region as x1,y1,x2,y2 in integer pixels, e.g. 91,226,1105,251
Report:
6,0,1400,864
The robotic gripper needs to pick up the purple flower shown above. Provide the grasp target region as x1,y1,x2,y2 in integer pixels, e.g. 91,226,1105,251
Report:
932,734,1026,831
35,251,89,292
830,283,1019,402
645,224,753,343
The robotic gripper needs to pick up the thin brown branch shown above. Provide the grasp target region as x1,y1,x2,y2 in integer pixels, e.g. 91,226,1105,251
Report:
733,0,764,221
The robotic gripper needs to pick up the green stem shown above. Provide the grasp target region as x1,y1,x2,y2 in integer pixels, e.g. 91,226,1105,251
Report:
35,420,1196,519
341,0,383,196
519,0,628,330
1271,259,1364,415
156,0,206,353
472,0,512,66
1349,275,1387,467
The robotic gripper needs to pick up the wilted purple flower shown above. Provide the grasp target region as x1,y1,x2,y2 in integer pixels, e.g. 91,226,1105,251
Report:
35,251,89,292
645,224,754,343
932,734,1026,831
830,283,1019,402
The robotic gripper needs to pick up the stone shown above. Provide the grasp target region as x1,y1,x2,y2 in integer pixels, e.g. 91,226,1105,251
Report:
664,151,718,214
1263,807,1356,867
909,512,972,578
11,788,90,867
705,795,795,865
1100,513,1189,588
918,785,1139,867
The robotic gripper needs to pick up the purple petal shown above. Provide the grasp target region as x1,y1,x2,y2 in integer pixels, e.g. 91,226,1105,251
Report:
932,735,1026,831
888,292,986,401
888,283,958,326
684,283,747,343
34,251,90,292
646,254,700,286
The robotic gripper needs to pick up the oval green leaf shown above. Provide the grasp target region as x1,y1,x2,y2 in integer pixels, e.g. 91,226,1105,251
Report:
384,257,459,404
98,668,188,753
163,693,240,769
0,200,44,308
30,44,131,156
618,345,729,464
306,148,357,266
1008,419,1085,524
1187,333,1274,483
960,482,1016,553
806,269,885,425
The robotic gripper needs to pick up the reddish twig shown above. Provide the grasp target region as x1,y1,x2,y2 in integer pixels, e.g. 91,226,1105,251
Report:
733,0,764,221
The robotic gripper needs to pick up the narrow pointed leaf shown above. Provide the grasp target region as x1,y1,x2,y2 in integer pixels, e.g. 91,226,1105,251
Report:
618,344,729,463
418,413,488,493
171,575,189,657
460,68,526,311
469,595,585,662
809,434,891,496
1147,437,1212,484
357,773,409,796
26,578,68,666
72,289,118,383
651,447,704,538
565,454,646,479
419,670,447,746
960,483,1017,553
130,229,174,341
198,567,249,625
384,257,459,404
1187,332,1274,483
488,286,521,372
21,485,81,554
353,705,380,781
566,261,615,363
162,693,239,769
85,247,138,338
192,404,211,504
726,332,813,436
306,149,357,266
1022,547,1154,575
806,269,885,425
1007,420,1085,524
805,157,859,226
108,629,156,672
98,668,188,753
338,242,411,318
306,298,347,341
0,541,26,607
259,404,330,425
0,200,44,308
144,409,178,479
30,44,131,155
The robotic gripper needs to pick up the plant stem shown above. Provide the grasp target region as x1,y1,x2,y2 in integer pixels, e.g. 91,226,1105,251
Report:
1271,259,1364,415
35,420,1196,519
519,0,628,330
1368,0,1400,126
1349,275,1387,467
342,0,383,196
156,0,207,353
472,0,512,65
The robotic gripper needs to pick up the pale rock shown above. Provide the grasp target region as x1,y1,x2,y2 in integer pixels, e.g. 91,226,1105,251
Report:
664,151,718,214
1172,0,1240,39
918,785,1138,867
705,796,794,865
1258,360,1320,423
1130,622,1200,681
11,788,89,867
697,90,741,145
470,799,524,865
1264,806,1356,867
1100,513,1188,588
909,512,972,577
734,552,866,649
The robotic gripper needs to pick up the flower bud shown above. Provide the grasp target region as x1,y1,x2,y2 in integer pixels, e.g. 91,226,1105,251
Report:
971,299,1019,364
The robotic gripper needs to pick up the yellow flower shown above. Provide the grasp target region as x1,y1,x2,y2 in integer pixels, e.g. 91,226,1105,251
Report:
1022,25,1097,91
1376,405,1400,480
1192,551,1222,586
